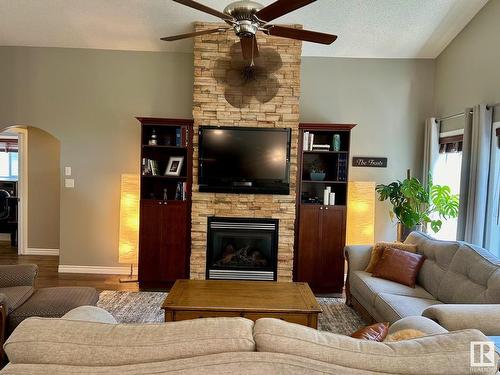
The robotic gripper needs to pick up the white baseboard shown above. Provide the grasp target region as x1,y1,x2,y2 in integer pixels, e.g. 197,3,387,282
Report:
25,248,60,256
58,265,137,275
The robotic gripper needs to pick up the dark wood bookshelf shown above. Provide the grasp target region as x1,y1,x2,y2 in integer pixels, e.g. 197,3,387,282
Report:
294,122,355,294
137,117,193,288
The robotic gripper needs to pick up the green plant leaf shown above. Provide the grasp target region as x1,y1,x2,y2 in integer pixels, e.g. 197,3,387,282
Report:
430,220,443,233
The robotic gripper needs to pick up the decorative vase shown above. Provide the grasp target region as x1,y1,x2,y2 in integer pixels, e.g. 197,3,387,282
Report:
310,172,326,181
397,223,424,242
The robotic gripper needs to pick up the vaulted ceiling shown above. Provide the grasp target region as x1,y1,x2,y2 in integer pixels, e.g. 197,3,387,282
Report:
0,0,488,58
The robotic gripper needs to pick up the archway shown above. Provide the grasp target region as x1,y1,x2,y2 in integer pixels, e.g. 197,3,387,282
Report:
0,125,61,256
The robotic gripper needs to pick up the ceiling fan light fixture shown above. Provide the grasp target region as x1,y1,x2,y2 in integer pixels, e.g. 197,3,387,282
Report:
234,20,259,38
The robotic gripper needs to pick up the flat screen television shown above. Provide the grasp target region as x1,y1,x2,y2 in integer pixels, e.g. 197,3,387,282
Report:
198,126,291,195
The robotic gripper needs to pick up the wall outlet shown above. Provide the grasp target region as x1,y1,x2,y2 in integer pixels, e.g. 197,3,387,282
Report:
65,179,75,188
65,166,72,176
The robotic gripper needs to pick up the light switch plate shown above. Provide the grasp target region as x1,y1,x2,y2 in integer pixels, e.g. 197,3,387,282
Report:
65,167,72,176
65,179,75,188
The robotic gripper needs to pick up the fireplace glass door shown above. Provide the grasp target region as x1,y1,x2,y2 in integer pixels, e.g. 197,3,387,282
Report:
206,218,278,281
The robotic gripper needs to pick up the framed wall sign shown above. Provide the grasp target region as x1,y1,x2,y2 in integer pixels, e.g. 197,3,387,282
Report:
352,157,387,168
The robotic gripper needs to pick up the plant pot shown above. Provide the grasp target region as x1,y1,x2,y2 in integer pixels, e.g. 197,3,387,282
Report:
310,172,326,181
397,223,424,242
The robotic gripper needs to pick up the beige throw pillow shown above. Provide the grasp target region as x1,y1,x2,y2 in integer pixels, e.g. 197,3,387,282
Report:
364,241,417,273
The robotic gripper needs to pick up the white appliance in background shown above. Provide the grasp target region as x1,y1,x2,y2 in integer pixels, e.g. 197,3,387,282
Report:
485,122,500,257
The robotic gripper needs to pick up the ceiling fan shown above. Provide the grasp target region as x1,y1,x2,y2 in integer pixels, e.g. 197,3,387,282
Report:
162,0,337,60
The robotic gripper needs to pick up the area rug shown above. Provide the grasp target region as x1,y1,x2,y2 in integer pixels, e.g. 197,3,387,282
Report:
97,291,364,335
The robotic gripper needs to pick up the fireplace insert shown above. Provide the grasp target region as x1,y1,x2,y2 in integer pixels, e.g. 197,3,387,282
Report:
206,217,278,281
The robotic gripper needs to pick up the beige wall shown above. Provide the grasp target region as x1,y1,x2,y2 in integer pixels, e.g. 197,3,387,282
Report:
27,127,60,249
434,0,500,131
300,57,435,241
0,45,435,267
0,47,194,267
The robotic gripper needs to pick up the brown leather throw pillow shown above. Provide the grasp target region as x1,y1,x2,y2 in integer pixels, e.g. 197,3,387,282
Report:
351,322,389,342
371,247,426,288
364,242,417,273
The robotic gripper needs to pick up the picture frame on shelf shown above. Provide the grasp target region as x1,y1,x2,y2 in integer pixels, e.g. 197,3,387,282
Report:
165,156,184,176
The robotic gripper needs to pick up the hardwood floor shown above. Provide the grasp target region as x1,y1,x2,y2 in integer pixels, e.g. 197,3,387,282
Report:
0,242,139,292
0,242,344,296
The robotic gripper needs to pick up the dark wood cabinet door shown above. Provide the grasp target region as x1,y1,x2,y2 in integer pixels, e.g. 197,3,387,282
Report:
296,205,321,284
160,201,189,282
138,200,165,283
139,200,189,284
317,206,346,293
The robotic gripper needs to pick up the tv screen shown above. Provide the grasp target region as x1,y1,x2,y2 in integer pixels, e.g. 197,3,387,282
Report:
199,126,291,194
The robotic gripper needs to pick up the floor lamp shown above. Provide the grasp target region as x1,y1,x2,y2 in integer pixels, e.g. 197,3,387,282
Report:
346,181,376,245
119,174,139,283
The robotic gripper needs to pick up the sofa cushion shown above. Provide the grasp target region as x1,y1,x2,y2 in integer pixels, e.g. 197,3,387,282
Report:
437,243,500,303
0,352,379,375
62,306,117,324
373,293,442,324
254,318,493,375
372,248,425,287
387,316,448,336
0,286,34,313
350,271,434,308
5,317,256,366
7,286,99,333
404,231,460,298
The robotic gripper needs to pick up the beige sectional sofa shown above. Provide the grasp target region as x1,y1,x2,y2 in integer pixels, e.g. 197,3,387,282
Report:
1,309,497,375
345,231,500,334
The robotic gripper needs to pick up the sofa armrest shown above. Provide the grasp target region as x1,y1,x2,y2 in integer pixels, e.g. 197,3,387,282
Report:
0,265,38,288
344,245,372,272
388,316,448,336
423,304,500,335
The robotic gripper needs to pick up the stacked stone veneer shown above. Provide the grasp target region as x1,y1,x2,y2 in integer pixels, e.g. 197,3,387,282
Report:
190,22,302,281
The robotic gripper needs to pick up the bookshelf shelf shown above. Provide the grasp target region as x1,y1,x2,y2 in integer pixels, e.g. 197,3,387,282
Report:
141,175,187,180
302,150,349,154
302,180,347,184
142,145,187,150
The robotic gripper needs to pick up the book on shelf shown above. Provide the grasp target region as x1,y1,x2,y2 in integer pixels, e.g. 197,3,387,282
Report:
142,158,160,176
175,182,187,201
303,132,316,151
312,144,331,151
303,132,309,151
175,128,182,147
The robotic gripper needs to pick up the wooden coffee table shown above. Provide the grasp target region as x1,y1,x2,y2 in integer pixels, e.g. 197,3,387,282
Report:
162,279,321,328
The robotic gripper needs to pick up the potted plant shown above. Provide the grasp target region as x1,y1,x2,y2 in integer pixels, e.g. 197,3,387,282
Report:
376,176,459,241
310,160,326,181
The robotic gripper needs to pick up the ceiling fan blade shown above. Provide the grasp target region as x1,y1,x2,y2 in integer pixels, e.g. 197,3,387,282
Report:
266,25,337,45
241,36,259,60
173,0,233,21
161,28,228,41
256,0,316,22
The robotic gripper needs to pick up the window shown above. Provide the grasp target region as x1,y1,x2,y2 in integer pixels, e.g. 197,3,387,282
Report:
0,152,18,180
0,138,19,180
484,123,500,257
433,134,463,241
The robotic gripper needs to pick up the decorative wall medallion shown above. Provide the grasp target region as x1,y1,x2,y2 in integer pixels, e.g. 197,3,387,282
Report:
214,42,282,108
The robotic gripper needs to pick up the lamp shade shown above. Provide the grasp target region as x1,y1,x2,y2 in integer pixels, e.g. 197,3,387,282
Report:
346,181,375,245
118,174,140,264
